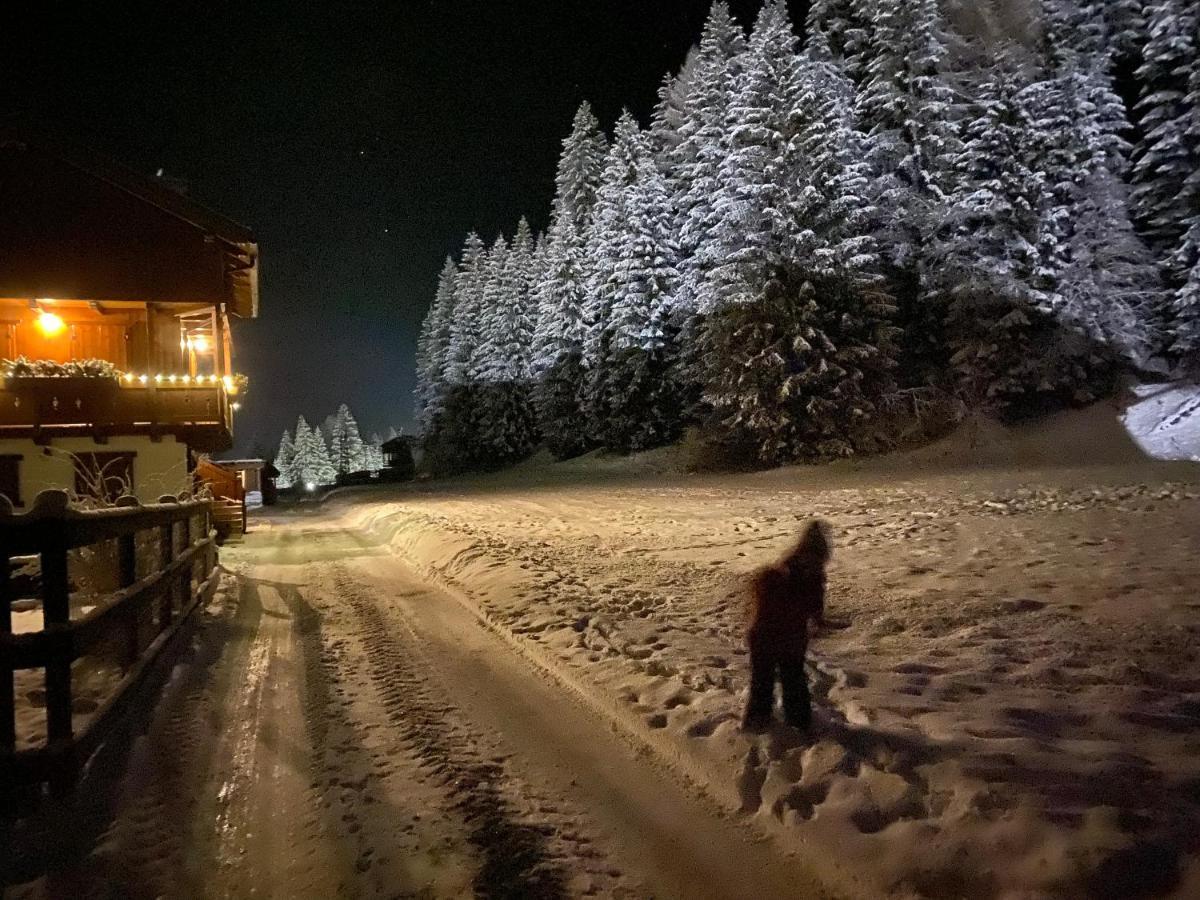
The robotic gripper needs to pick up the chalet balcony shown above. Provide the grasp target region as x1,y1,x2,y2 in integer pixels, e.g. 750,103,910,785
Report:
0,376,234,452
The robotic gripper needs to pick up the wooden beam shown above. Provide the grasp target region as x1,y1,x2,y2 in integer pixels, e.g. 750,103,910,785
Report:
1,553,14,759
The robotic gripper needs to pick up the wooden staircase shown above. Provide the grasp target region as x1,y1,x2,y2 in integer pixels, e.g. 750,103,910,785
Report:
211,497,245,539
194,459,246,541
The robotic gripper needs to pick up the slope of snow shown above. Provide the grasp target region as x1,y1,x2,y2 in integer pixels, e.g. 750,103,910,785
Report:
324,419,1200,898
1123,381,1200,462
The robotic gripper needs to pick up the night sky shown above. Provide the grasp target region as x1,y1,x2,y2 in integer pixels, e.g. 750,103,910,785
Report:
4,1,808,456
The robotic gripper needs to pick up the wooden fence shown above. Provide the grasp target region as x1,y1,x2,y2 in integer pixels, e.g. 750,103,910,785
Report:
0,490,219,793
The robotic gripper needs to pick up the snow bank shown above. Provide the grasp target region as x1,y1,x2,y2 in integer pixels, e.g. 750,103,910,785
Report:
1122,381,1200,462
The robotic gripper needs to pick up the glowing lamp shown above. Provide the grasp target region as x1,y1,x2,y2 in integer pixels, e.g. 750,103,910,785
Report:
231,401,242,411
138,374,148,384
36,311,66,337
305,481,316,492
191,335,210,353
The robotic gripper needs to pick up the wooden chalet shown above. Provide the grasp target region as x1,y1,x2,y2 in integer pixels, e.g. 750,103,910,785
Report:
0,132,258,507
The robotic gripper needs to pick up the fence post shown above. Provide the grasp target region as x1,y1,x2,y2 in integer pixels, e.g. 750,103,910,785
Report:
116,496,140,667
42,529,74,793
178,510,191,606
1,551,14,764
159,521,175,629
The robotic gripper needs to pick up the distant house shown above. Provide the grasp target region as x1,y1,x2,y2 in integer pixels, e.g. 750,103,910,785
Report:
380,435,415,481
0,132,258,507
218,458,267,497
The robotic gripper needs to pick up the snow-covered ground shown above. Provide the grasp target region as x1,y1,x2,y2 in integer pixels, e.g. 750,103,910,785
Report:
328,407,1200,898
6,404,1199,898
1123,381,1200,462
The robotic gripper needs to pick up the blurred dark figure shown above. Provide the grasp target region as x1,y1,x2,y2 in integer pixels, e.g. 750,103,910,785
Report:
743,520,831,732
261,460,279,506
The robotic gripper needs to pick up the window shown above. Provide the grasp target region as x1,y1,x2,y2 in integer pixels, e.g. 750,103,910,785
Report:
0,455,21,507
73,452,135,504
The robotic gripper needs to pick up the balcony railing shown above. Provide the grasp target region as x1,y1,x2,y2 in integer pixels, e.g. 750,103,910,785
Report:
0,377,233,451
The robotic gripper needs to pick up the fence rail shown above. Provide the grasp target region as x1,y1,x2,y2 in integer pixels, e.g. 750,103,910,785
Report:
1,489,218,793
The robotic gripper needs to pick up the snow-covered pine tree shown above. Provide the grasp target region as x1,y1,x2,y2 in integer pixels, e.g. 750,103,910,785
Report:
1175,219,1200,360
529,103,608,457
851,0,961,386
1129,0,1200,367
693,1,807,444
531,232,592,458
471,235,509,387
581,112,649,441
591,144,683,452
291,416,312,484
667,3,748,422
932,53,1113,412
416,257,458,431
290,415,338,487
790,34,899,431
508,217,539,384
650,58,696,163
307,421,338,486
472,225,538,465
363,433,385,473
702,37,899,466
371,440,386,473
413,308,434,427
552,103,609,236
273,428,296,489
329,403,368,476
1028,0,1163,366
443,233,486,388
673,3,745,315
426,233,486,473
701,1,799,315
1131,0,1199,259
788,31,884,281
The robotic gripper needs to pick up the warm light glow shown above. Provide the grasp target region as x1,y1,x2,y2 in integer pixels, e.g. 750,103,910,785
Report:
154,374,163,383
138,374,148,384
124,373,134,383
305,481,316,492
190,335,210,353
182,375,191,384
36,310,66,337
168,374,177,383
231,401,242,411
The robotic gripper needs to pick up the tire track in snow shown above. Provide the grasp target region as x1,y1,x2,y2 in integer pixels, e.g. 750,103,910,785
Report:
326,562,576,900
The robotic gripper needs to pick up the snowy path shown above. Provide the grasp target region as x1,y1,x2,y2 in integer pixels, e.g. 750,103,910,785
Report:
5,518,830,899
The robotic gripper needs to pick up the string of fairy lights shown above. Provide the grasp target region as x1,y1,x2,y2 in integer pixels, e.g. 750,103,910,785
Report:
28,305,245,411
